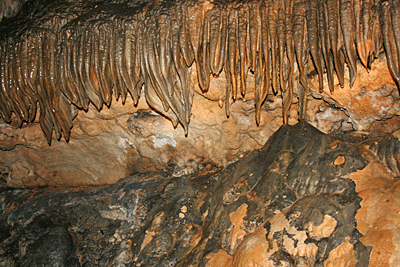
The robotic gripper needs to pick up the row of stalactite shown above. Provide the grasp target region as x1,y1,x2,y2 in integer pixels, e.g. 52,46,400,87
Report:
0,0,399,143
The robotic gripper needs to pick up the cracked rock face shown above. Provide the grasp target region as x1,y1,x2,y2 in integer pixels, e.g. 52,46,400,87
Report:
1,122,399,266
308,55,400,133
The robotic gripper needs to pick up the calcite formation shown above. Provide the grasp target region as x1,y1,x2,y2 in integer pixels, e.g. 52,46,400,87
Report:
0,0,400,187
2,55,400,187
0,0,399,143
1,122,399,266
0,2,400,265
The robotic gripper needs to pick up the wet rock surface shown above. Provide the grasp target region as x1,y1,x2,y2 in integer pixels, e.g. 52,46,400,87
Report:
1,122,399,266
308,56,400,134
0,0,400,188
1,58,400,188
0,92,283,187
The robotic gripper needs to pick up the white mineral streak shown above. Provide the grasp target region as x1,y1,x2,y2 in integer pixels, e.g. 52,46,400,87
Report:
152,133,177,148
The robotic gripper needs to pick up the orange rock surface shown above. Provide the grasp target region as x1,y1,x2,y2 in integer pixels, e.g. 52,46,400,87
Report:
0,59,399,187
347,154,400,267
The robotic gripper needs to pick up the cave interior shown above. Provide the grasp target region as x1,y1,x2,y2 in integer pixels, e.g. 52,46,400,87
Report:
0,0,400,266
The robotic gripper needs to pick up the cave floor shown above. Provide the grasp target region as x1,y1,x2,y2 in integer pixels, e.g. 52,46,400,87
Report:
1,122,399,266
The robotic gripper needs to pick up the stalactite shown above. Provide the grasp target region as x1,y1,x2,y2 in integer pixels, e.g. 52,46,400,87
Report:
318,0,335,93
256,3,270,124
368,0,382,67
267,0,279,94
307,0,324,93
277,5,286,93
227,8,239,100
327,0,345,87
0,0,399,143
197,4,211,92
293,0,308,90
238,4,248,96
381,1,400,86
284,0,294,99
340,0,358,87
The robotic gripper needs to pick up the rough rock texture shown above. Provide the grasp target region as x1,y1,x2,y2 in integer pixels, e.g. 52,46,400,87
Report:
0,87,284,187
1,57,400,187
0,0,400,187
1,122,399,266
308,55,400,134
0,0,27,22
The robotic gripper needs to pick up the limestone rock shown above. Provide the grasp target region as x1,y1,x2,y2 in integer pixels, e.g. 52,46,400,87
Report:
0,86,284,187
1,122,398,266
0,57,399,187
308,56,400,133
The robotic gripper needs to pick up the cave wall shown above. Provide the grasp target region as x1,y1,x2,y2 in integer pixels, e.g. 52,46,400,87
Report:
1,56,399,187
0,1,399,265
1,122,400,266
0,0,400,187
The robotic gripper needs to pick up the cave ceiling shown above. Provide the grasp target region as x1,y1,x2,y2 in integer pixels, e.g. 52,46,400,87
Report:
1,1,400,266
0,0,399,142
0,0,400,187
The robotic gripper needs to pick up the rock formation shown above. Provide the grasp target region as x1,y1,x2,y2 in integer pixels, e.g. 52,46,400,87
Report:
1,122,399,266
0,0,400,186
0,1,400,265
0,0,399,142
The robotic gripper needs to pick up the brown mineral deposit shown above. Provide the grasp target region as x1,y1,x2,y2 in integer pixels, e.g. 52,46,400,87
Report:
307,215,338,241
232,228,277,267
324,236,357,267
347,154,400,267
229,203,248,252
334,156,346,166
205,250,233,267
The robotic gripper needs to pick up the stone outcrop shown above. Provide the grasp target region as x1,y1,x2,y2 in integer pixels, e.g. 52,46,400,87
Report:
1,122,399,266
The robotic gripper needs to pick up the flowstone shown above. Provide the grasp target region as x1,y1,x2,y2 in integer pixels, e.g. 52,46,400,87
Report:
1,122,399,266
